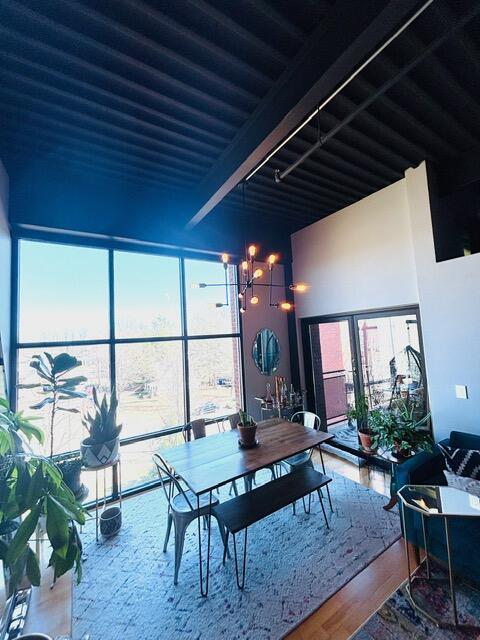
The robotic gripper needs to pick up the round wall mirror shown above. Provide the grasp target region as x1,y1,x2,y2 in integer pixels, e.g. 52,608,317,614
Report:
252,328,280,375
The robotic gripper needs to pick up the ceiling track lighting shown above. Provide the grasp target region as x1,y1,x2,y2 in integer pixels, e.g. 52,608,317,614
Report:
193,245,308,314
244,0,436,184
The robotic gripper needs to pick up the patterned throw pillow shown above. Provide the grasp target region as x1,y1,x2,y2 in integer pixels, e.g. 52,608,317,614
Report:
438,443,480,480
444,470,480,497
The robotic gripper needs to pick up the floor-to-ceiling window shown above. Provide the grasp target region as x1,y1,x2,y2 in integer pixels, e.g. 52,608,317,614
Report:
15,239,243,495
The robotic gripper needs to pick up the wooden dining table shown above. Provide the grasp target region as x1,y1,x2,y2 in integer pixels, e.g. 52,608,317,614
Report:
161,420,334,595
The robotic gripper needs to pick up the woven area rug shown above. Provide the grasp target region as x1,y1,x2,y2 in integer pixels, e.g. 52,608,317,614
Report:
73,470,399,640
351,562,480,639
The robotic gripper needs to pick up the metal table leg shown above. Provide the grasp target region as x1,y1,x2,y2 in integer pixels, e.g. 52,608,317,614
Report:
197,490,213,597
95,469,99,543
421,513,430,579
444,517,459,626
318,445,333,511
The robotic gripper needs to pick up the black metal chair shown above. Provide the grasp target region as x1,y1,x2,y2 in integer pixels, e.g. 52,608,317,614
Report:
281,411,333,511
153,453,228,585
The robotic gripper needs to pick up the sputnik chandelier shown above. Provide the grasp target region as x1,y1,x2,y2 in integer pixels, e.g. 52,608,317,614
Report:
194,244,308,314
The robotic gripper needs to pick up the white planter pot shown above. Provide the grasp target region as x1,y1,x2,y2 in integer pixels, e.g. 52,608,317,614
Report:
81,437,119,468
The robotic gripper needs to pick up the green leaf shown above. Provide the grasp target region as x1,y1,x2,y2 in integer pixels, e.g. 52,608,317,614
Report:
57,407,80,413
5,503,42,565
52,353,82,376
0,538,9,560
57,390,86,399
46,495,69,557
21,423,45,445
16,383,43,389
26,547,41,586
58,376,87,389
53,495,87,526
30,397,54,410
25,462,47,506
42,459,63,487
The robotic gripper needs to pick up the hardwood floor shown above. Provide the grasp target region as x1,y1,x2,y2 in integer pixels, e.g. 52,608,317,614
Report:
287,449,408,640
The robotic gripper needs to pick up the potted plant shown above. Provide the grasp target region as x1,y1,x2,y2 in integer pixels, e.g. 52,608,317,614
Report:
52,452,83,496
347,395,376,453
19,352,87,494
0,396,86,599
81,387,122,468
237,409,257,447
370,402,432,458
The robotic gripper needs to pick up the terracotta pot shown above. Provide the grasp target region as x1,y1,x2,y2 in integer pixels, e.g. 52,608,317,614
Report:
238,423,257,447
358,431,376,453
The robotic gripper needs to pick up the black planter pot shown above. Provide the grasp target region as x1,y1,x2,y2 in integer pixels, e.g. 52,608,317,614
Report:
100,506,122,538
62,466,82,494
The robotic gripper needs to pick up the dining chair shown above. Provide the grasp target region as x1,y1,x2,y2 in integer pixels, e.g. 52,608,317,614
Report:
182,418,206,441
153,453,228,584
228,413,241,430
282,411,333,511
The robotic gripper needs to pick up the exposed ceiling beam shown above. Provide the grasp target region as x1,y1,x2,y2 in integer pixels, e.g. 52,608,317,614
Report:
185,0,429,229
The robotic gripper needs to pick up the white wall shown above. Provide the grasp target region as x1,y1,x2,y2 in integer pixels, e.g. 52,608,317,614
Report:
405,163,480,441
291,163,480,442
242,262,291,420
0,160,10,393
292,179,418,319
291,178,419,386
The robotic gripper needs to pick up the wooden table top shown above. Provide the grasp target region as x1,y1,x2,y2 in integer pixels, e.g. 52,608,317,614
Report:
162,421,334,495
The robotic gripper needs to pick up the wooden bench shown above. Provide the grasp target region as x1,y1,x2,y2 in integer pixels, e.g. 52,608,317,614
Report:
212,467,332,588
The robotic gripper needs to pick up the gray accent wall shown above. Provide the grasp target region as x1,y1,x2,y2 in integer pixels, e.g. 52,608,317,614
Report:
0,160,10,393
243,263,291,421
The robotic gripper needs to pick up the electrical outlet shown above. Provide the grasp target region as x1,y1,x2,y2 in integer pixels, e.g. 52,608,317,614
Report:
455,385,468,400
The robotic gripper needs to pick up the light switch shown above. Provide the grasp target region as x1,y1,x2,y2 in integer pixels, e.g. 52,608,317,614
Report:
455,385,468,400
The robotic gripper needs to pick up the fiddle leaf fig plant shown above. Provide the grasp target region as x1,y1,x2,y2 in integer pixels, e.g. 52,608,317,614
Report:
0,397,86,594
19,352,87,458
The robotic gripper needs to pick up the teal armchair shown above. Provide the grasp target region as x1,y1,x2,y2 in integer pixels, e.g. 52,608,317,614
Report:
398,431,480,586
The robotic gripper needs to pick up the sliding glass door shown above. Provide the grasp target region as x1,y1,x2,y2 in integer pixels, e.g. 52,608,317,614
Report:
302,306,427,451
308,318,357,429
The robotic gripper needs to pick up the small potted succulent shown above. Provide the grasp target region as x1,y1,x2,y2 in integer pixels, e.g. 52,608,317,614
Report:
347,395,376,453
81,388,122,468
237,409,257,448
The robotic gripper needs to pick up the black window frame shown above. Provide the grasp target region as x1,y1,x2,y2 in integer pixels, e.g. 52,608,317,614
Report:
11,234,245,499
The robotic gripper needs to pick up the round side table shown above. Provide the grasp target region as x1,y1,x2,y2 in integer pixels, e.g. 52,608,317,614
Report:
82,457,122,543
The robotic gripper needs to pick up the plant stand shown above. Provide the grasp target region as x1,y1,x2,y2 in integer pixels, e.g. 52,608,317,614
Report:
82,457,122,543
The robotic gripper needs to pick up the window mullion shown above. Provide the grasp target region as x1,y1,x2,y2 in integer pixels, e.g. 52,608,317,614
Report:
179,257,190,424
